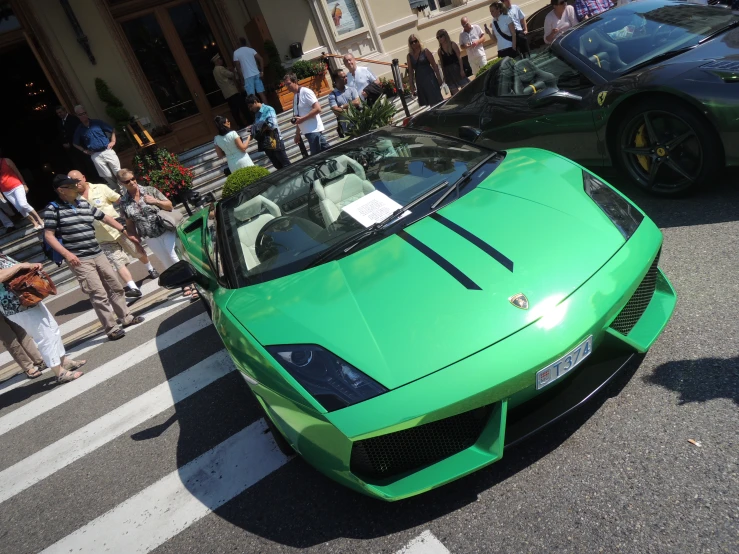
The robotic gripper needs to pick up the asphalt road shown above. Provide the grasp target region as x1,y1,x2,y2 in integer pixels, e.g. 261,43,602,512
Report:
0,168,736,554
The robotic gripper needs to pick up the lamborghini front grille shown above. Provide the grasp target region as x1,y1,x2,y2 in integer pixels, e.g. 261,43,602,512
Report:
350,405,492,482
611,252,660,335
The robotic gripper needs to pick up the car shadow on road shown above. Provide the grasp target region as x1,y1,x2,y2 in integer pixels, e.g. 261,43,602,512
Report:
203,349,643,548
642,355,738,406
597,167,739,230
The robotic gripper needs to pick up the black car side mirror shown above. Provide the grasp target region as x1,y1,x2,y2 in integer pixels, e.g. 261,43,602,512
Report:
159,260,209,290
459,126,482,143
528,88,583,108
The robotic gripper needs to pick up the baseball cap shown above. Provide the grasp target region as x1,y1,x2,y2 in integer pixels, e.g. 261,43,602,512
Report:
52,174,79,189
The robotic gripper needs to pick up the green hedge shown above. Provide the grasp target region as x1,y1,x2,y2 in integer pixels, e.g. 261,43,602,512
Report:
222,166,270,199
475,57,503,78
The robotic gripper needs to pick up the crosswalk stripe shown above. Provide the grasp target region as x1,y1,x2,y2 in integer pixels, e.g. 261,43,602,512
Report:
42,419,291,554
396,531,451,554
0,313,211,434
0,280,164,367
0,349,234,504
0,295,190,397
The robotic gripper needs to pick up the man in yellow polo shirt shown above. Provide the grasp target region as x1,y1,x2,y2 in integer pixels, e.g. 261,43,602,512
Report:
68,170,158,298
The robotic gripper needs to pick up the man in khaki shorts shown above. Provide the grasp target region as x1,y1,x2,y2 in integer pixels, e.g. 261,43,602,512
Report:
68,170,159,298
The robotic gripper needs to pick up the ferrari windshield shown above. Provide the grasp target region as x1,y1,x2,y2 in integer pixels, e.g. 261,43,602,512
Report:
559,1,738,77
220,129,495,286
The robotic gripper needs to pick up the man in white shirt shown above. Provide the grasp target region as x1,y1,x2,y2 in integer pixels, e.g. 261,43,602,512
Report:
233,38,267,104
284,73,330,156
342,53,380,100
503,0,529,57
459,17,487,75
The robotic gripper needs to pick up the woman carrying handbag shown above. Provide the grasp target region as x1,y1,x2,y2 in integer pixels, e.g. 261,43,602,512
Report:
0,252,85,383
116,168,197,301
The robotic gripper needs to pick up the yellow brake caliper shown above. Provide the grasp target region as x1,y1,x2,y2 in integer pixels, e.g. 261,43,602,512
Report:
635,124,650,172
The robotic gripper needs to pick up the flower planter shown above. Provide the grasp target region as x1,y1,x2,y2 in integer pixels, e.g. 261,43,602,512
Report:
276,73,331,112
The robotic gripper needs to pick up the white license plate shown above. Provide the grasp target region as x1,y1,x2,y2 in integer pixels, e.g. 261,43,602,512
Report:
536,336,593,390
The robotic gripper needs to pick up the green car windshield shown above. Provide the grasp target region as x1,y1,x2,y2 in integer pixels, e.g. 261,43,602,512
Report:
220,129,491,286
559,1,738,78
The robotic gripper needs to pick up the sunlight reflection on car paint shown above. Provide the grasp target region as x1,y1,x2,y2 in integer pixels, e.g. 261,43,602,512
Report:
531,294,570,330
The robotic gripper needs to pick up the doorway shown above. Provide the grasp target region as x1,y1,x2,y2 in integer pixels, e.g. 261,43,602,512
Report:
0,40,69,210
120,0,231,151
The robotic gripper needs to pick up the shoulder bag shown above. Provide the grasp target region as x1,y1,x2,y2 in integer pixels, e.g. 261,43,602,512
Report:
7,267,57,307
157,208,184,232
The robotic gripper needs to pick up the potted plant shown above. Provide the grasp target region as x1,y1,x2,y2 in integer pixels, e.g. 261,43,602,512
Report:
276,57,331,111
133,148,194,205
343,95,397,138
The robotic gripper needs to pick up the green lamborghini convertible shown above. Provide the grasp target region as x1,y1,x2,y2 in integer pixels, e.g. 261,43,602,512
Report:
160,127,676,501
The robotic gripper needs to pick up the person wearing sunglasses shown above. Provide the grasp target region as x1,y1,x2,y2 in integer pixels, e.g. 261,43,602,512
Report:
485,2,518,59
436,29,469,96
459,17,487,75
407,34,444,107
544,0,578,44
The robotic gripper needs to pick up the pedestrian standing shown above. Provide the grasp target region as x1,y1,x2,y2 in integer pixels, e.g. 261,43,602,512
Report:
69,170,158,298
0,315,46,379
328,69,360,135
72,105,121,191
485,2,518,59
0,151,45,230
284,73,330,156
56,105,96,177
246,95,291,170
342,53,380,101
0,253,86,383
407,35,444,107
502,0,530,57
213,116,254,173
44,174,145,341
233,38,267,104
459,17,487,75
436,29,470,96
116,169,198,301
212,53,247,129
574,0,613,22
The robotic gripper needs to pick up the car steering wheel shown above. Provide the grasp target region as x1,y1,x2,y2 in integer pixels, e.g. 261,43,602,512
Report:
254,215,293,262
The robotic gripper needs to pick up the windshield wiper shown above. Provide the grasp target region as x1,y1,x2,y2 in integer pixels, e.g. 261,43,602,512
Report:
699,20,739,44
624,45,695,75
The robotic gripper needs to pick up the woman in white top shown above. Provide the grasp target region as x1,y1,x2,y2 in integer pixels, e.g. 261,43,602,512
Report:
213,116,253,173
544,0,579,44
485,2,518,58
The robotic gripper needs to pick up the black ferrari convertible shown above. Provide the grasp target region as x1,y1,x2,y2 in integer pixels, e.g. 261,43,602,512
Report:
406,0,739,195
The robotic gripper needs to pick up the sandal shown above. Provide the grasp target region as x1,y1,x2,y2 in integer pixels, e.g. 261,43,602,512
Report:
182,286,200,302
57,369,83,384
123,315,145,328
108,328,126,341
24,367,43,379
63,359,87,371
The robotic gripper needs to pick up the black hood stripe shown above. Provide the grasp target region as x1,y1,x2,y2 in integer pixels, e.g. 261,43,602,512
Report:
398,231,482,291
431,213,514,272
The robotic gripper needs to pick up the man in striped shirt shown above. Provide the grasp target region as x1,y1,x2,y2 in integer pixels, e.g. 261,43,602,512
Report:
43,174,145,341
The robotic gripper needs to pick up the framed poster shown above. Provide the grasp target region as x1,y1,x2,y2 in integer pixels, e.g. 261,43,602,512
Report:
324,0,365,37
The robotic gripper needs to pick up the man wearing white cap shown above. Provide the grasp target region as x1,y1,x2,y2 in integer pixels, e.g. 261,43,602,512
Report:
212,53,247,129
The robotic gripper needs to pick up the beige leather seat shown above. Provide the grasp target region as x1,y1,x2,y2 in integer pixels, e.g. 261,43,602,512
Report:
313,155,375,226
233,195,281,270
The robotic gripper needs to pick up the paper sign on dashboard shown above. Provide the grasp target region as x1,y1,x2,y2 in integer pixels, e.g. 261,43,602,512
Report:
342,190,410,228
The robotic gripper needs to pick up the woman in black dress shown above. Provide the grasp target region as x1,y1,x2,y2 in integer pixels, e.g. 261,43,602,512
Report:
436,29,470,96
407,34,443,107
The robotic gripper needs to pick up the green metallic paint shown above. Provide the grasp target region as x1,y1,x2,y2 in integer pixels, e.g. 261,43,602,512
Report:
174,148,676,501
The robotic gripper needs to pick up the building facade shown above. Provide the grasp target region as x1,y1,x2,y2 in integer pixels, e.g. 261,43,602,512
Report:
0,0,545,196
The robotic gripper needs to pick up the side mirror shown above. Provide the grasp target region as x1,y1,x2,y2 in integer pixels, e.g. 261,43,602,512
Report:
158,260,209,290
458,126,482,143
528,88,582,108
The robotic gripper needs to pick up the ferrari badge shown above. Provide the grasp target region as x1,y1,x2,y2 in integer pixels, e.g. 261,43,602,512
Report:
597,91,608,106
509,293,529,310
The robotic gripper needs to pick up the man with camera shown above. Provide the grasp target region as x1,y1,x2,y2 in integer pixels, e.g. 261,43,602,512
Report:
246,95,291,170
284,73,330,156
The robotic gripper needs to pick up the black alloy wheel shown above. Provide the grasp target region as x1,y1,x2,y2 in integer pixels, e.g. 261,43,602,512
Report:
616,98,721,196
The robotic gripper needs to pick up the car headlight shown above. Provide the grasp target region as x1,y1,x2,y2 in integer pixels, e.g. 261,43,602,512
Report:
266,345,387,412
583,171,644,240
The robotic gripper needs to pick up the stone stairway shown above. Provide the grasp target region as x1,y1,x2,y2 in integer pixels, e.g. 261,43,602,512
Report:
0,94,426,289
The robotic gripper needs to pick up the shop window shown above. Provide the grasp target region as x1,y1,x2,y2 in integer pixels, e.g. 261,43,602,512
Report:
428,0,455,12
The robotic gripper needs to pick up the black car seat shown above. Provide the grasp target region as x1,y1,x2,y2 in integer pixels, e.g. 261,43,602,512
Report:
496,57,517,96
579,30,626,71
513,59,556,96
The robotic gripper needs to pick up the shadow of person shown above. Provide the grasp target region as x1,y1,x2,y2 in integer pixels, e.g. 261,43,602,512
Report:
643,355,739,406
55,299,93,317
0,374,60,411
